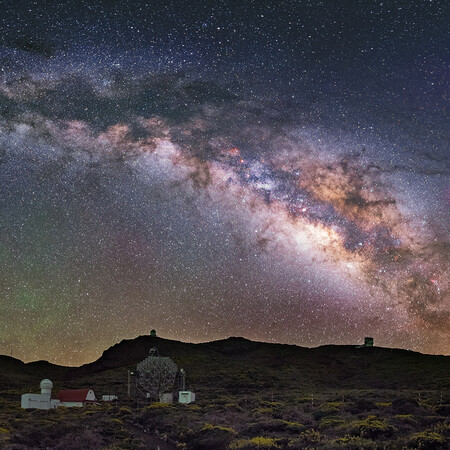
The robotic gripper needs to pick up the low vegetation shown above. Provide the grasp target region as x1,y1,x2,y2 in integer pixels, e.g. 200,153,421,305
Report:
0,388,448,449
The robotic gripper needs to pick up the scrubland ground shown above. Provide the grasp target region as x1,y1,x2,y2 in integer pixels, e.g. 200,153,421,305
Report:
1,388,448,449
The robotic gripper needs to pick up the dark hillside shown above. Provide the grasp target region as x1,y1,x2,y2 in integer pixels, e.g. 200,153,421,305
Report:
0,355,67,391
1,337,449,395
60,337,450,396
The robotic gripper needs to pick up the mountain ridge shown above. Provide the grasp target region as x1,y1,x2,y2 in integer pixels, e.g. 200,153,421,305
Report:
1,336,449,394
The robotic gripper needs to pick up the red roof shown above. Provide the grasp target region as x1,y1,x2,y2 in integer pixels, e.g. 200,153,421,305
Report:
57,389,93,402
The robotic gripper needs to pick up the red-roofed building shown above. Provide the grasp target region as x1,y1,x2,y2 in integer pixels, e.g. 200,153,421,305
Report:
57,389,96,407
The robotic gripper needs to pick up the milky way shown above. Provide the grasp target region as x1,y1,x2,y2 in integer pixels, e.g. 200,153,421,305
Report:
0,1,448,364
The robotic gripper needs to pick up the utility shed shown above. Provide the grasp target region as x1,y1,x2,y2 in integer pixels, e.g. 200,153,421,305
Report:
178,391,195,404
57,389,96,407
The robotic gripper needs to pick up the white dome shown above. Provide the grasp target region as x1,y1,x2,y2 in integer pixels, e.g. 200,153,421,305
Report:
40,379,53,390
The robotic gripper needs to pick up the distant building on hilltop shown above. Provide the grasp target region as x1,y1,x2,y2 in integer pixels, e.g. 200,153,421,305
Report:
356,337,374,349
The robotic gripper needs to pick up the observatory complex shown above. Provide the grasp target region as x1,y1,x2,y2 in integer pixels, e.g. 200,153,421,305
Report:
21,379,97,409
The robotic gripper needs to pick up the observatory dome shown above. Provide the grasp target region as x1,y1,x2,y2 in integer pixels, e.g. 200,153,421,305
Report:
40,379,53,390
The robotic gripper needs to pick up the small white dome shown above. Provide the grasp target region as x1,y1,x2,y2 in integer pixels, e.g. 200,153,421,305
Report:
40,379,53,390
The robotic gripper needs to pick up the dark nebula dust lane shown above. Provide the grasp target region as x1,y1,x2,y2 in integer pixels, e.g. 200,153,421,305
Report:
0,0,448,365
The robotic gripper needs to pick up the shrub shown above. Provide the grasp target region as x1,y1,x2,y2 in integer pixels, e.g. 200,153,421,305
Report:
106,437,147,449
332,434,377,449
202,423,236,434
110,418,123,426
188,404,201,411
81,409,98,416
298,429,321,445
101,418,128,439
375,402,392,408
187,423,237,450
286,439,301,449
393,414,417,424
319,417,345,429
287,430,321,449
407,431,446,449
118,407,132,416
350,415,394,439
252,408,273,415
324,402,344,409
284,421,304,432
313,402,342,419
146,402,170,409
230,436,281,449
278,407,313,426
432,422,450,436
245,419,304,434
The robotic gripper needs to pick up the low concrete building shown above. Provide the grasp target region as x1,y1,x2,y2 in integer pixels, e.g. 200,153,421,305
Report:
178,391,195,404
159,392,173,403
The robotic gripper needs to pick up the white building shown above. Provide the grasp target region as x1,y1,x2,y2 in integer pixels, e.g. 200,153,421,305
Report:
21,379,60,410
178,391,195,404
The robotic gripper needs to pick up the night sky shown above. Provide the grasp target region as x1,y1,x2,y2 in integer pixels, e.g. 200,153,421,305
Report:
0,0,448,365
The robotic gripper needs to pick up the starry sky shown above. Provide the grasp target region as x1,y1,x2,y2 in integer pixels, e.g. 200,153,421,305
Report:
0,0,448,365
